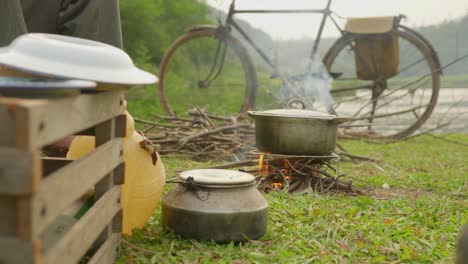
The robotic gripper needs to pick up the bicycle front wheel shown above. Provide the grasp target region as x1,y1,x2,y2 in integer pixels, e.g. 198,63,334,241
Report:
158,28,257,117
323,27,440,139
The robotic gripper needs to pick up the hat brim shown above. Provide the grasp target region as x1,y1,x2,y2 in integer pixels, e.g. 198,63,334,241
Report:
0,77,97,89
0,47,158,86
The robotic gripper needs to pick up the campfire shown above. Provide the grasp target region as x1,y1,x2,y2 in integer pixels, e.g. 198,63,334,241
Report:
136,108,365,195
254,152,362,195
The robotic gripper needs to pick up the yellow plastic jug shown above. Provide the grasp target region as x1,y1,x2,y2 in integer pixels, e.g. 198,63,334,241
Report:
67,112,166,235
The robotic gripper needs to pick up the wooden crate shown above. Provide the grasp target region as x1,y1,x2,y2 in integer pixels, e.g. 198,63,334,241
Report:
0,90,127,264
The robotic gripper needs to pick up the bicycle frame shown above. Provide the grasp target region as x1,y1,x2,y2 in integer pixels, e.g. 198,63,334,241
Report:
158,0,442,139
224,0,344,71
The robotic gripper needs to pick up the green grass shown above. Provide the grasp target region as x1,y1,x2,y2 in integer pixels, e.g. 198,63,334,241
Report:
122,59,467,263
117,134,467,264
126,84,164,120
441,74,468,88
125,67,284,119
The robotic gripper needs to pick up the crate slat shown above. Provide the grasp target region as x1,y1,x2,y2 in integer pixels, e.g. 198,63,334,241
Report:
93,118,119,249
0,98,16,145
0,196,21,237
42,157,73,176
88,233,121,264
0,148,41,195
30,138,123,240
0,91,125,150
0,195,37,241
0,90,126,263
43,186,121,264
0,237,40,264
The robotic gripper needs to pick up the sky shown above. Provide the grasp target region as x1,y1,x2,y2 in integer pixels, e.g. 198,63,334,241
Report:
206,0,468,39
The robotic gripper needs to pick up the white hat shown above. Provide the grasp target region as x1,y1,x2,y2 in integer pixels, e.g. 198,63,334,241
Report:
0,34,158,85
0,77,96,89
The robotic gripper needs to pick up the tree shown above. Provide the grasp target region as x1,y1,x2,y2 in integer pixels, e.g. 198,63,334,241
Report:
119,0,211,68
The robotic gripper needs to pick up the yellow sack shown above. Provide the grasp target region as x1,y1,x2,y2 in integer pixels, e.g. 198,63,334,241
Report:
354,34,400,80
345,17,400,80
67,112,166,235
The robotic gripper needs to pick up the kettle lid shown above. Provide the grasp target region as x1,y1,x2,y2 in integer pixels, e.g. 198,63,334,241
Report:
249,109,336,120
179,169,255,186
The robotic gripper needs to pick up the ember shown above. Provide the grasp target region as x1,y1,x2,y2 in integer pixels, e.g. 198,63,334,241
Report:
254,152,362,195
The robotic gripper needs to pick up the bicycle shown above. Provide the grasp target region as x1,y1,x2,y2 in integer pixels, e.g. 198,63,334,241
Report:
158,0,441,139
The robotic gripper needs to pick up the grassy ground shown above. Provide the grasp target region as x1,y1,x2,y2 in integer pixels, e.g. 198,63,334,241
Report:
117,134,467,264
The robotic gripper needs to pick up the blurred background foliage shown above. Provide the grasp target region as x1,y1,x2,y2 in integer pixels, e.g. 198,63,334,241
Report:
120,0,468,79
119,0,468,118
120,0,211,70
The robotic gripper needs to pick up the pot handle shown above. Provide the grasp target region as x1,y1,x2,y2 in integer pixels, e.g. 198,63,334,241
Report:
247,111,257,118
330,117,351,124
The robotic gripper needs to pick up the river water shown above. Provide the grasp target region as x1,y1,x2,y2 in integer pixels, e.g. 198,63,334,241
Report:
423,88,468,133
334,88,468,135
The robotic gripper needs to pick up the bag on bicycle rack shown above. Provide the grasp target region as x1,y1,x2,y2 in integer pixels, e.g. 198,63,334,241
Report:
345,17,400,80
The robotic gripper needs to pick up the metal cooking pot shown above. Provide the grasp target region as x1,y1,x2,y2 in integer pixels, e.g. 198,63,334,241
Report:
162,169,268,242
248,109,349,155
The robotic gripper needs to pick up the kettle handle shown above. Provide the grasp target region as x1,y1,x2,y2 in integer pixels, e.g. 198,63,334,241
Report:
330,117,351,124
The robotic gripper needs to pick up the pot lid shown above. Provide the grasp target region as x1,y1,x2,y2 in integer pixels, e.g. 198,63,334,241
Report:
249,109,336,120
0,33,158,85
179,169,255,186
0,77,96,89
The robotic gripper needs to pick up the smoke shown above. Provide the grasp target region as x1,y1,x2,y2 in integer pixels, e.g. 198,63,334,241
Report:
277,53,335,113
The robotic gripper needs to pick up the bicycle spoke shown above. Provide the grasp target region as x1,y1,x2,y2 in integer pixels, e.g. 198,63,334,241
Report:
333,77,362,81
352,104,429,121
204,83,246,87
324,27,440,138
397,57,426,75
158,30,255,116
333,93,370,108
194,40,202,81
330,84,373,93
352,76,432,118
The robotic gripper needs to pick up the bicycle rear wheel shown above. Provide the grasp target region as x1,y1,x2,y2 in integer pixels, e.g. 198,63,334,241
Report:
158,28,257,117
323,27,440,139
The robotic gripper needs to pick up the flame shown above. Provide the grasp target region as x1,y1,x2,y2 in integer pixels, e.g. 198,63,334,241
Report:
257,154,270,175
272,182,283,188
258,154,264,172
257,154,301,189
283,159,290,177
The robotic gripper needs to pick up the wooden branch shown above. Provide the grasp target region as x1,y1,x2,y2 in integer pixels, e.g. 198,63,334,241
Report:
349,105,428,121
188,110,244,122
335,151,381,162
239,129,255,134
397,122,451,142
142,125,155,133
427,134,468,147
195,106,216,129
122,240,157,256
134,118,189,128
179,123,252,145
136,110,256,160
150,138,179,144
151,113,193,122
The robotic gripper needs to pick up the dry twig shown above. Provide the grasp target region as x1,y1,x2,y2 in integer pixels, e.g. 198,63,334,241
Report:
140,109,256,161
